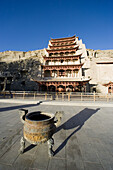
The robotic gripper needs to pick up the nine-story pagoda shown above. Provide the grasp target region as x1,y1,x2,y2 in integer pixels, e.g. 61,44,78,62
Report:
36,35,90,92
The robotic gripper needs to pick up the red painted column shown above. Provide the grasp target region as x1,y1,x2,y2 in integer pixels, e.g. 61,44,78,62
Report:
50,70,52,77
72,70,73,77
55,85,57,92
39,84,41,92
64,85,66,92
47,85,48,92
57,70,59,77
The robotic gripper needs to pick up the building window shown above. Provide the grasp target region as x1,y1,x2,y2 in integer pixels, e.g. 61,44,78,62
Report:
82,68,85,76
49,53,53,56
44,70,51,77
52,70,57,77
54,60,57,65
66,70,72,77
108,86,112,93
60,52,64,56
54,53,58,56
73,70,79,78
65,52,69,55
61,60,64,64
94,52,97,57
46,61,49,65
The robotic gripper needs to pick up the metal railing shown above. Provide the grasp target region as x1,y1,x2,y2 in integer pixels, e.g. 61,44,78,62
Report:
0,91,113,102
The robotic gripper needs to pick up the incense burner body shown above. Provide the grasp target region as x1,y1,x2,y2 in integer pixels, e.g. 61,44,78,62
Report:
23,111,56,144
19,109,63,157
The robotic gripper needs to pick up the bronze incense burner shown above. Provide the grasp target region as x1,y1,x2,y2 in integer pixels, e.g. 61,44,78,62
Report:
19,109,63,157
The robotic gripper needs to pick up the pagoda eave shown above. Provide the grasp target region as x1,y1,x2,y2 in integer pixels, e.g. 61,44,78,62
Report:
50,39,76,44
34,79,89,87
51,35,75,41
103,81,113,86
36,78,90,82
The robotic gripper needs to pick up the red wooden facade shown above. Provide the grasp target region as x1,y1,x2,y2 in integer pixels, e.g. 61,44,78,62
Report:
36,35,89,92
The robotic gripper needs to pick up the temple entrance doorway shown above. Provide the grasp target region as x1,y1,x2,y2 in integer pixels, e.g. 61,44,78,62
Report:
48,85,56,92
108,86,113,93
66,85,74,92
57,85,65,92
59,70,65,77
41,85,47,91
75,85,82,92
44,70,51,77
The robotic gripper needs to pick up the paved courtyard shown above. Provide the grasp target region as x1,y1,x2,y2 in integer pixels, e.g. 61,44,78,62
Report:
0,101,113,170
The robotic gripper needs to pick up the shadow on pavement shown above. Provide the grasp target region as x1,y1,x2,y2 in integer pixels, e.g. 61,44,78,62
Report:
0,104,39,112
54,108,100,155
24,144,36,153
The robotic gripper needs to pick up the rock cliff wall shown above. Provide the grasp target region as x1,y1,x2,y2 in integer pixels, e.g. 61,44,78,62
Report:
86,49,113,93
0,49,113,93
0,49,45,91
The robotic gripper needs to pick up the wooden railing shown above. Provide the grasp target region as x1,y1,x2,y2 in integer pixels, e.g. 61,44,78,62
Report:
0,91,113,102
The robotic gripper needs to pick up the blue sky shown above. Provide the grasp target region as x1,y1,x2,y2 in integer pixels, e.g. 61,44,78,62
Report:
0,0,113,52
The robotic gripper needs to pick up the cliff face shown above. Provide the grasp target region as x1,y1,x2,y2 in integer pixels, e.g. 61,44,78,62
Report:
1,49,113,63
86,49,113,93
0,49,46,91
0,49,45,63
0,58,42,91
0,49,113,92
87,49,113,59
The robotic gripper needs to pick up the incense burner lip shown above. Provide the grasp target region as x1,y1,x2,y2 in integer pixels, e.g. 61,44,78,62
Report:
25,111,55,122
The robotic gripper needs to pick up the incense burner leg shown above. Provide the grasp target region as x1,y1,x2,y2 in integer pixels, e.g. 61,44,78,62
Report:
47,137,54,157
20,137,26,154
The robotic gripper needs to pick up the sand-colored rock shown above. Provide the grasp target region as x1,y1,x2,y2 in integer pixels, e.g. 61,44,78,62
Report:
0,48,113,93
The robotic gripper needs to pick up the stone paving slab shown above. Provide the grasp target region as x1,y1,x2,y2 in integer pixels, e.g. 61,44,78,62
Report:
0,102,113,170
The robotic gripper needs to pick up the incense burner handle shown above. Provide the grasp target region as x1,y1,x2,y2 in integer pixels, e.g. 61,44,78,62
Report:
54,111,64,127
19,109,28,124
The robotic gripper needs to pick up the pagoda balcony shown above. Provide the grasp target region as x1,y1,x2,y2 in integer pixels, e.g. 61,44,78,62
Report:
40,77,90,83
43,64,83,70
34,77,89,90
47,45,79,51
43,76,81,80
51,41,77,46
43,55,81,61
45,60,80,65
48,42,77,49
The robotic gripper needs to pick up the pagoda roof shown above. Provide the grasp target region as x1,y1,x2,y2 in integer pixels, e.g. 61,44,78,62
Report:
103,81,113,86
39,77,89,82
51,35,76,41
50,38,76,43
32,77,90,84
